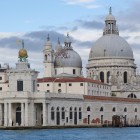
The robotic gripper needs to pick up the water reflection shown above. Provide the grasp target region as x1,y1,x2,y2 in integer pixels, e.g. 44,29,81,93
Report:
0,127,139,140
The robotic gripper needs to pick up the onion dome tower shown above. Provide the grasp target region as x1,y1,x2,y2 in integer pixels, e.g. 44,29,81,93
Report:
87,7,136,86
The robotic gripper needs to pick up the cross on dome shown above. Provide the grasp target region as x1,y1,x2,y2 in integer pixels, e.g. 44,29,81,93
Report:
47,34,50,41
109,7,112,15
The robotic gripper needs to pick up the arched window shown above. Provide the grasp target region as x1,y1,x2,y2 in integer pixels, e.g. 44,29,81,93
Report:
124,71,127,83
100,71,104,83
58,89,62,93
124,107,127,112
51,107,55,120
107,71,110,83
61,107,65,120
90,72,91,77
70,107,73,119
87,106,90,111
100,107,103,112
45,55,47,60
128,93,137,98
135,108,137,112
112,107,116,112
16,107,21,111
79,107,82,119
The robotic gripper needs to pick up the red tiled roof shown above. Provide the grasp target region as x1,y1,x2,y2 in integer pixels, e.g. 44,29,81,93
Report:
84,95,140,103
37,77,109,85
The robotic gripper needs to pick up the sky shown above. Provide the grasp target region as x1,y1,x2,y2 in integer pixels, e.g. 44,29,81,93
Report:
0,0,140,77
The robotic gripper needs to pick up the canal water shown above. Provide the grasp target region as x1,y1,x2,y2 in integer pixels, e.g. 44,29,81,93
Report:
0,127,139,140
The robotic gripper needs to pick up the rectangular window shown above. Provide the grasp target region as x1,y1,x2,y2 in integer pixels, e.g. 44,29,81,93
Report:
70,112,73,119
62,112,65,119
37,84,39,87
47,84,49,86
69,83,72,86
0,87,2,91
66,117,68,123
73,69,76,74
36,108,37,121
58,83,61,87
55,69,57,75
0,77,2,80
47,90,50,92
17,80,23,91
79,112,82,119
80,83,83,86
51,112,55,120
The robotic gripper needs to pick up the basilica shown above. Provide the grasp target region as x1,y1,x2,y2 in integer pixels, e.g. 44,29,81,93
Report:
0,8,139,127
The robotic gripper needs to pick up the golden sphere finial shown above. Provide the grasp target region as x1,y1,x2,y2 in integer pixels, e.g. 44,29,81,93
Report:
17,40,28,61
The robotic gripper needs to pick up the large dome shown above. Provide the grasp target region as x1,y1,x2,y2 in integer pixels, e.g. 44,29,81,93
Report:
89,34,134,60
54,49,82,68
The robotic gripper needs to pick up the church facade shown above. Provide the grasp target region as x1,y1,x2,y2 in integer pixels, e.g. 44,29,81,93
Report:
0,8,139,127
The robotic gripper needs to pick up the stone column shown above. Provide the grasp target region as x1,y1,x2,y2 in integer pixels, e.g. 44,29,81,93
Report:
4,103,8,126
0,104,2,126
43,102,47,126
21,103,24,126
25,102,28,126
8,103,12,126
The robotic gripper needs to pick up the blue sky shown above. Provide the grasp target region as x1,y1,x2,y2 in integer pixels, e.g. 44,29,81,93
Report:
0,0,131,31
0,0,140,77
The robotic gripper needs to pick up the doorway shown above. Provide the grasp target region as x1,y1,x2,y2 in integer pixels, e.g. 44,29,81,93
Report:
16,107,21,125
56,107,60,125
112,115,120,127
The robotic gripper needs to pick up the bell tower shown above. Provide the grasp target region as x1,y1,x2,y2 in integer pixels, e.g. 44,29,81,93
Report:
43,34,55,77
103,7,119,35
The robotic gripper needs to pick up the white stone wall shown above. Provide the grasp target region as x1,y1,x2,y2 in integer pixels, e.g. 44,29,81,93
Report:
87,83,111,96
37,81,111,96
44,63,54,78
55,67,82,76
7,71,38,92
87,58,136,85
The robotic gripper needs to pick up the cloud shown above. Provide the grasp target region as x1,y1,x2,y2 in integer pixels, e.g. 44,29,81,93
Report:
61,0,101,9
1,1,140,77
85,4,101,9
62,0,96,5
77,19,104,29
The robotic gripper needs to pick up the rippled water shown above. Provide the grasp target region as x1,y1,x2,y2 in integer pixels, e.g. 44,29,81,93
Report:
0,127,140,140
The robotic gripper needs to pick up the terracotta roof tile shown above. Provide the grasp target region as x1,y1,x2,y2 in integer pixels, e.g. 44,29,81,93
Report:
37,77,109,85
84,95,140,103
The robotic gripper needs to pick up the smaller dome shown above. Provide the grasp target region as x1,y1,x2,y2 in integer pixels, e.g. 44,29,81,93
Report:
54,49,82,68
18,48,28,58
106,14,115,21
105,7,115,21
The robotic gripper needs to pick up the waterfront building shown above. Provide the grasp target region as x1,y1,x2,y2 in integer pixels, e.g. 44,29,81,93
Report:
0,8,139,127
